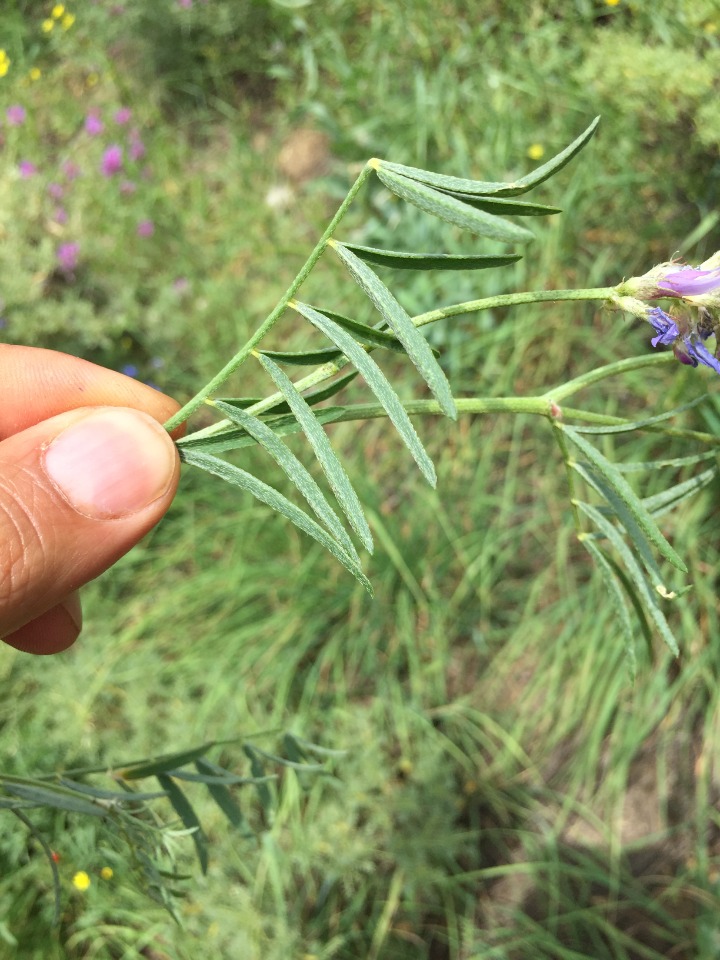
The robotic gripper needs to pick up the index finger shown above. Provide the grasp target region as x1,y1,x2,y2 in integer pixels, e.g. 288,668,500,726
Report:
0,345,183,439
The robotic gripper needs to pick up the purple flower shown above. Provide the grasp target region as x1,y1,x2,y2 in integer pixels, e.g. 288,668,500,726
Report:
114,107,132,125
48,182,64,200
62,160,82,181
136,219,155,237
100,144,123,176
52,207,68,224
657,266,720,297
128,132,145,162
57,242,80,272
647,307,720,376
18,160,37,178
121,363,139,377
84,110,104,136
6,105,26,126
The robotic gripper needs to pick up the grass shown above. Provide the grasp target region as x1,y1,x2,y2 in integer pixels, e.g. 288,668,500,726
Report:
2,1,720,958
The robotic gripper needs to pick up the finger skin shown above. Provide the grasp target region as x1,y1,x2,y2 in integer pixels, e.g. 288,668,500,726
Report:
0,347,184,654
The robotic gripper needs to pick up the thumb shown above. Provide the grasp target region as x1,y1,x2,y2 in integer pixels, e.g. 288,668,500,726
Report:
0,407,180,652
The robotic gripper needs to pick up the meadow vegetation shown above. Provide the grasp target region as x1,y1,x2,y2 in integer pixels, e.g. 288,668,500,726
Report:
1,1,720,957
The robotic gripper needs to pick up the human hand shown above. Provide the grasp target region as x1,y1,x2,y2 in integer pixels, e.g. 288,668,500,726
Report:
0,345,182,655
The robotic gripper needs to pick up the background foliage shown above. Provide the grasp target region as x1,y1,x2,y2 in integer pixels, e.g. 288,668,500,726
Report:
2,1,720,957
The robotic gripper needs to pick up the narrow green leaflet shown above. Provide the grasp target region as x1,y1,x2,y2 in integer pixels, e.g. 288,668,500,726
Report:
331,242,457,419
260,346,341,366
315,308,413,353
641,466,717,519
579,536,636,673
614,450,718,472
375,117,599,197
291,301,436,485
180,448,372,592
575,500,679,655
564,426,687,572
258,354,374,554
212,399,361,563
0,780,108,818
374,167,534,243
340,243,522,271
177,407,345,454
118,743,216,780
434,194,561,217
195,759,250,834
157,774,209,874
58,778,167,802
572,395,709,435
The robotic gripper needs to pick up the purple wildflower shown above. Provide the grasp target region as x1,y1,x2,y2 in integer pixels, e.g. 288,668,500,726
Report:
18,160,37,178
128,132,145,162
84,110,104,136
114,107,132,125
6,105,26,126
657,266,720,297
136,219,155,237
52,207,68,224
57,242,80,272
101,144,123,176
647,307,720,376
48,182,64,200
62,160,82,181
121,364,139,377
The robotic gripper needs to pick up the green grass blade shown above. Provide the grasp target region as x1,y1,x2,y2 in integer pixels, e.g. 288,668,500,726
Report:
212,399,361,563
374,167,535,243
375,117,599,197
291,300,436,485
260,346,341,365
340,243,522,271
331,242,457,418
564,426,687,572
156,774,209,874
574,500,679,655
257,355,374,554
180,448,373,591
578,536,636,676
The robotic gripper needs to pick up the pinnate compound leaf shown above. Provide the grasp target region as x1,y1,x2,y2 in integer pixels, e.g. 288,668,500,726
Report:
564,426,687,572
180,448,372,592
575,500,679,656
331,242,456,419
291,300,436,485
374,167,534,243
156,774,209,874
375,116,599,197
212,399,361,563
339,243,522,271
258,354,373,554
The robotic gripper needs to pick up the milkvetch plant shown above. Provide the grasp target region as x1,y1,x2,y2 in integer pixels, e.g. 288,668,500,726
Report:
167,115,717,664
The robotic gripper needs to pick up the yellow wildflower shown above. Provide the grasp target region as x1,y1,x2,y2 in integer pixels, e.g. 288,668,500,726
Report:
100,866,113,880
62,13,75,29
85,71,99,87
527,143,545,161
41,19,54,33
0,52,9,79
29,67,41,81
52,3,65,16
605,0,620,5
72,871,91,891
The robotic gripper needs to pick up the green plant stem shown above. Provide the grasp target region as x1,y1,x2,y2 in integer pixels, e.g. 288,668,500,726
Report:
164,164,375,433
182,286,619,442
